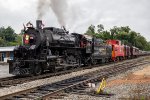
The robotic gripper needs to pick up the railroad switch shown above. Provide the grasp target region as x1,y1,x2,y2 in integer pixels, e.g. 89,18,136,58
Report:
96,78,106,94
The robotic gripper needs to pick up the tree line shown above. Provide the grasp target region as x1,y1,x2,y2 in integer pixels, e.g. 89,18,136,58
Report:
0,26,22,46
85,24,150,51
0,25,150,51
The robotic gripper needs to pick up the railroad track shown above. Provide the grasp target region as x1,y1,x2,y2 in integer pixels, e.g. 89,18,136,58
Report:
0,57,150,100
0,62,109,87
0,66,90,87
0,56,146,88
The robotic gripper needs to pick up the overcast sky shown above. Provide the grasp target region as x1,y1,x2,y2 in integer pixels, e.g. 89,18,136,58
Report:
0,0,150,41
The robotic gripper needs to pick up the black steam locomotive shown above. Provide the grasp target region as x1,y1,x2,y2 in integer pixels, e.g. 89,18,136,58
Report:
9,20,112,76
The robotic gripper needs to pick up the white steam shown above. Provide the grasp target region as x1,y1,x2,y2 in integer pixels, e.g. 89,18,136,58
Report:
37,0,68,26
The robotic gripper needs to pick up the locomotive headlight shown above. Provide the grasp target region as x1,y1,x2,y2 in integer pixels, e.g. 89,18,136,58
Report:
24,34,30,44
25,35,29,40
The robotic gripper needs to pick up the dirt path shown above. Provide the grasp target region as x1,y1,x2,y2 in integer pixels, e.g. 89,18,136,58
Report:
106,65,150,87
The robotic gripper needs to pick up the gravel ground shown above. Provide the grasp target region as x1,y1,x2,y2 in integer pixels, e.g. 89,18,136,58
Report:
0,64,13,78
64,61,150,100
104,63,150,100
0,56,149,99
64,83,150,100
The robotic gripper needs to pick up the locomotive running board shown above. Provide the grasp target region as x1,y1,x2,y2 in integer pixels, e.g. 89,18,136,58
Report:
19,60,46,62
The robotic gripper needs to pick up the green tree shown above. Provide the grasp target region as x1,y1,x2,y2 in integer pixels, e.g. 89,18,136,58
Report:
85,25,96,36
0,26,16,42
120,26,131,33
0,37,5,46
85,24,150,51
110,26,119,39
97,24,104,33
0,26,21,46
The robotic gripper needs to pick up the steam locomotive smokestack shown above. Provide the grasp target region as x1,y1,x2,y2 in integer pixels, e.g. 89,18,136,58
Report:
36,20,42,29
